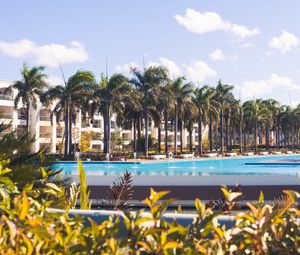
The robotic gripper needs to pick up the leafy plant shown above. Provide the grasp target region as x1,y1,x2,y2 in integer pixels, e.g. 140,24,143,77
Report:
77,160,91,209
0,156,299,254
107,170,134,210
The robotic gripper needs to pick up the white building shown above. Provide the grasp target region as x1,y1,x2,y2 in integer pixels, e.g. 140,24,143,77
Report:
0,80,205,153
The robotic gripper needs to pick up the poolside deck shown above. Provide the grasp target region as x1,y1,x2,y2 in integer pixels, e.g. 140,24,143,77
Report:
245,159,300,165
89,185,300,201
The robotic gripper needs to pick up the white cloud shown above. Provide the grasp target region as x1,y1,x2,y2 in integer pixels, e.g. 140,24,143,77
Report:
0,39,88,67
269,31,299,53
116,57,216,83
115,62,139,73
46,75,64,86
148,58,182,78
174,9,260,39
209,49,225,60
236,73,300,104
241,43,255,48
184,60,216,83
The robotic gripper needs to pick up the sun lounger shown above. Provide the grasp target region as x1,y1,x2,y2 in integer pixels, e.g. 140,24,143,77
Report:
244,152,254,156
259,151,269,155
179,153,194,159
286,150,293,154
150,154,166,160
273,151,282,155
225,152,237,157
206,153,218,157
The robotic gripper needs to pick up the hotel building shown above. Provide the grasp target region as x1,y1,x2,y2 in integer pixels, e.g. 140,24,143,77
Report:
0,79,205,153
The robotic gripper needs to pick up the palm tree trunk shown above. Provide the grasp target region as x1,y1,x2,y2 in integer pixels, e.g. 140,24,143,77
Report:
291,124,295,150
26,102,30,132
164,113,168,156
239,123,243,154
174,104,178,156
68,111,72,155
243,129,246,151
144,106,149,157
133,119,137,152
220,109,224,155
225,120,229,152
265,127,269,150
180,120,183,152
276,126,279,149
64,108,69,157
214,124,218,151
103,113,107,153
209,115,213,152
254,120,258,152
189,125,193,153
107,106,111,154
158,125,161,154
198,116,202,156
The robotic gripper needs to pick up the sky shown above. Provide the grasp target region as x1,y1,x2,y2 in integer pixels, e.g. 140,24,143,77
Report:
0,0,300,104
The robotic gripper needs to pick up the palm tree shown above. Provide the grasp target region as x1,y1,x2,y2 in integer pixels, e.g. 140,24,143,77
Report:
192,85,217,156
93,73,129,154
151,83,175,155
130,66,168,157
262,99,280,149
183,101,197,152
280,106,300,149
121,89,142,152
41,70,96,157
231,100,244,154
170,77,193,155
8,64,48,132
215,80,234,155
243,99,270,152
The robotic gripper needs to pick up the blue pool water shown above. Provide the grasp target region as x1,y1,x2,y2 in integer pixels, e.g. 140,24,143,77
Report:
55,154,300,176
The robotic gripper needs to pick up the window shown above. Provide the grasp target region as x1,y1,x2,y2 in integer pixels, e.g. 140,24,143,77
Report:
92,132,102,140
40,109,51,121
111,121,115,129
93,120,101,128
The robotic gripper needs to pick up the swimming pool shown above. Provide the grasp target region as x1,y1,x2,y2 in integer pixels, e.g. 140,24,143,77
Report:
55,154,300,176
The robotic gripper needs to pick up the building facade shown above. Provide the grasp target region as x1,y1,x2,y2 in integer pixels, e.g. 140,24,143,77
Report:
0,80,205,153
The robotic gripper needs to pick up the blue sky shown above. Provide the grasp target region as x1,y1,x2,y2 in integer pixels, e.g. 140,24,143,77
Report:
0,0,300,104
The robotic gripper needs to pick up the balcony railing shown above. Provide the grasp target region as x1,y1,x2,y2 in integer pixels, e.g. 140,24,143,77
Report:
0,113,12,119
40,115,51,121
81,122,90,128
18,114,28,120
0,94,13,101
56,133,63,138
40,132,52,138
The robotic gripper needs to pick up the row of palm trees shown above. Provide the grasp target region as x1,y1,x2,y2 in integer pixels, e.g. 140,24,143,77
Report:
9,64,300,157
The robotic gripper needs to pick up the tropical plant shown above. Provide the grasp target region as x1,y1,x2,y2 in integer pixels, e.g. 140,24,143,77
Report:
8,64,48,131
121,89,143,152
41,70,96,157
243,99,271,152
192,85,218,155
262,99,280,149
92,73,129,154
215,80,235,154
170,77,193,155
130,66,168,157
0,162,299,254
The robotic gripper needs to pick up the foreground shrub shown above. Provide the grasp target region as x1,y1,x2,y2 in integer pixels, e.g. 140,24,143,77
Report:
0,157,299,255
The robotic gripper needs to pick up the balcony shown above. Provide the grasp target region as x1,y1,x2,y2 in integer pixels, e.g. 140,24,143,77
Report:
40,115,51,121
0,94,12,101
82,122,90,128
57,133,63,138
92,132,102,141
0,112,12,119
40,132,52,138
